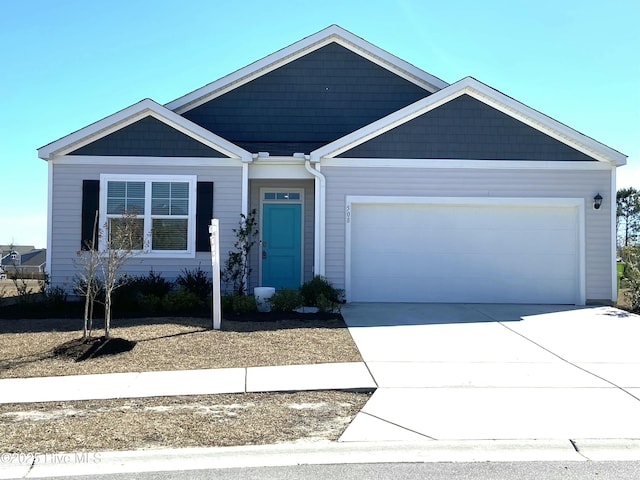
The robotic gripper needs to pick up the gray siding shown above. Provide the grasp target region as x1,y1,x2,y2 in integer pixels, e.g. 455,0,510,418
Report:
182,42,430,155
340,94,597,161
50,162,242,290
322,166,613,301
69,116,227,157
248,179,315,291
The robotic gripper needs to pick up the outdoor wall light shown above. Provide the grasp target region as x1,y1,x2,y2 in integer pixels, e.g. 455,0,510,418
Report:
593,193,603,210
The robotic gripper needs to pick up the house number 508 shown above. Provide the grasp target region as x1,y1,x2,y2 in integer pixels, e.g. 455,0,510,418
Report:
346,205,351,224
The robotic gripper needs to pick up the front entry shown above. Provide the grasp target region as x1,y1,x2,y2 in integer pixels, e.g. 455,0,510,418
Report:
261,200,302,289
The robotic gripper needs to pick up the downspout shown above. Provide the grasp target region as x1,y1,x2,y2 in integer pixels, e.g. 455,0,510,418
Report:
305,159,326,277
241,161,249,217
241,156,252,294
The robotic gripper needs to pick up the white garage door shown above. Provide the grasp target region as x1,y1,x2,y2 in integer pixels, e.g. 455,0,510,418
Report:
348,200,581,304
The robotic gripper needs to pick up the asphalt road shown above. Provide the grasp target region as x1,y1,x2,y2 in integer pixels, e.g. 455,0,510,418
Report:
24,461,640,480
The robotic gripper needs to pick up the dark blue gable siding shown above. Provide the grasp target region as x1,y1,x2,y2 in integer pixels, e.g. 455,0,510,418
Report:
339,94,597,161
69,116,227,157
182,42,431,155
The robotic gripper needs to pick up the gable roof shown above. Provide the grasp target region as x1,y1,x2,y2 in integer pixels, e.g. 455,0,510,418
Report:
165,25,449,115
311,77,627,166
179,41,435,155
38,99,252,161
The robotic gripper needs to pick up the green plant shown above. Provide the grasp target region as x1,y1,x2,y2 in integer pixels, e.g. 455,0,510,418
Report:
221,294,234,315
624,264,640,312
300,276,344,312
113,270,173,312
231,293,257,314
268,288,303,312
176,267,212,301
162,287,205,313
222,210,258,295
44,286,68,308
10,266,36,305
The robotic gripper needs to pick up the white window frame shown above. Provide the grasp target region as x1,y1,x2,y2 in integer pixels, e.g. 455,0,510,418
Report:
99,174,197,258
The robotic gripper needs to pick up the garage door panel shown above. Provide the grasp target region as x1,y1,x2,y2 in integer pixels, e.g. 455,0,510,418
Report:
349,202,579,304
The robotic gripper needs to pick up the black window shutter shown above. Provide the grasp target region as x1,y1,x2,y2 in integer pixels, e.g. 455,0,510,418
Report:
196,182,214,252
81,180,100,250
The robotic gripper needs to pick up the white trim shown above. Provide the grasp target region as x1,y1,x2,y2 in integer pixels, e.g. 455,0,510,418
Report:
311,77,627,167
46,161,53,279
249,162,316,179
611,167,618,302
166,25,447,114
320,158,612,170
50,155,243,167
99,174,197,259
38,99,252,162
344,195,586,305
305,161,326,277
259,188,305,287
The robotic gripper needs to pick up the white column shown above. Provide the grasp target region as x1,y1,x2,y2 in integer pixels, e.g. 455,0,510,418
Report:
209,219,222,330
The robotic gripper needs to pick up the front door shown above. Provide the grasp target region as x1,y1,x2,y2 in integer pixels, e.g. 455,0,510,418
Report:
261,202,302,289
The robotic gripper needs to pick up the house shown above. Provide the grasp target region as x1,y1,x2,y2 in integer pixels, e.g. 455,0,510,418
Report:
37,25,626,305
0,245,47,276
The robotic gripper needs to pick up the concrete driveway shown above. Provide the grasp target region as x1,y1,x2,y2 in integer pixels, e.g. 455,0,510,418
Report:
340,303,640,441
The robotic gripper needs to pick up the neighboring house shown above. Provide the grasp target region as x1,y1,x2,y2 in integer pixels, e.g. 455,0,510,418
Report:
0,246,47,275
38,25,626,305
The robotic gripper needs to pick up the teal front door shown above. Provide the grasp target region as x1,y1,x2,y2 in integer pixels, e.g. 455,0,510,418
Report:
261,203,302,289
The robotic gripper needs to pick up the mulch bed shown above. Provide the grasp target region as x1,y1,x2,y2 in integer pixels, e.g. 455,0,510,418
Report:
0,310,369,453
0,312,362,379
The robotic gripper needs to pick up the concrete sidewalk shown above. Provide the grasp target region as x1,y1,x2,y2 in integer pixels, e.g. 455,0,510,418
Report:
0,362,376,404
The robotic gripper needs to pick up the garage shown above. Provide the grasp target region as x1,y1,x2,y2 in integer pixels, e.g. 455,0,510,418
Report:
347,197,583,304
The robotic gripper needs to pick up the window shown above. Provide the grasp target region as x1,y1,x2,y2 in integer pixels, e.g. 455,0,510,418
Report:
101,175,196,256
263,192,301,201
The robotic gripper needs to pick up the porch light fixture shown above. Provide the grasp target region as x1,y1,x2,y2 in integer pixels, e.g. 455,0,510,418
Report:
593,193,603,210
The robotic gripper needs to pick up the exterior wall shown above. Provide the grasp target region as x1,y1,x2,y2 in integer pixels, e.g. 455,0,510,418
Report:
247,179,315,291
182,42,430,155
49,159,243,291
339,94,596,161
322,164,614,301
69,116,227,157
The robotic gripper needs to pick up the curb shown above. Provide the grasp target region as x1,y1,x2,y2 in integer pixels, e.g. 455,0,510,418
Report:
3,439,640,478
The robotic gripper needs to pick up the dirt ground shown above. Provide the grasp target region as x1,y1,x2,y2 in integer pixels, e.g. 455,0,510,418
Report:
0,315,362,379
0,279,41,298
0,313,369,453
0,391,370,453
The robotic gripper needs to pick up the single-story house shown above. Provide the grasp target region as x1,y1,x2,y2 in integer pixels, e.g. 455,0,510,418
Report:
0,246,47,276
38,25,626,305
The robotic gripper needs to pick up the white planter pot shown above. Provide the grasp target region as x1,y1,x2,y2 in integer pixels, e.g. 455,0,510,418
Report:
254,287,276,312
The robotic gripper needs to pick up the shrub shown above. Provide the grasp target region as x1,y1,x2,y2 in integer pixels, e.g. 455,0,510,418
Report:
137,294,164,314
300,276,344,312
221,294,234,315
231,294,257,315
222,210,258,295
176,267,212,302
132,270,173,298
162,287,205,313
268,288,303,312
44,285,69,309
624,265,640,312
113,270,173,313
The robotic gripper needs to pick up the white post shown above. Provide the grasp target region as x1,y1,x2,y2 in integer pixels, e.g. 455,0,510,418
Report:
209,219,222,330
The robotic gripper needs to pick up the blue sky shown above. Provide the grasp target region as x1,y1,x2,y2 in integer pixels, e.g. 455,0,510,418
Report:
1,0,638,248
